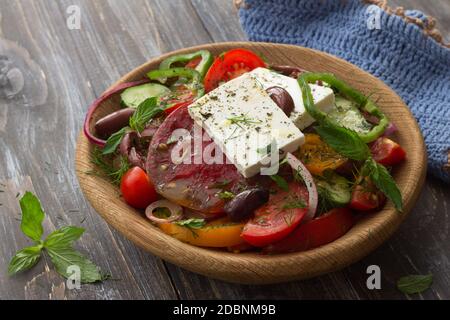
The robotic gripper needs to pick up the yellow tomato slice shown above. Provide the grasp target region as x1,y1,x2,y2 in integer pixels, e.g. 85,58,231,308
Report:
298,134,347,175
158,218,246,248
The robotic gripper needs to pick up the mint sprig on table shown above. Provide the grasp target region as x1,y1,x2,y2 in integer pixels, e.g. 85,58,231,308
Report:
102,97,163,155
8,192,108,283
397,274,433,294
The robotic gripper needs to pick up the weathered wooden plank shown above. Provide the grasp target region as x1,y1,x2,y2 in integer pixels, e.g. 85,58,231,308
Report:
0,0,182,299
190,0,247,42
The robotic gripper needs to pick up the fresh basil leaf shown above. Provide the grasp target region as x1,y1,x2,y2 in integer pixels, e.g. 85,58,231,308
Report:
270,175,289,192
102,127,126,155
19,192,45,242
397,274,433,294
174,218,206,229
315,124,369,161
44,226,85,248
8,245,43,275
46,246,105,284
129,97,163,132
364,158,403,211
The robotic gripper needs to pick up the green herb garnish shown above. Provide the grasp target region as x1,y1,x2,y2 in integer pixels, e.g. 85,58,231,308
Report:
362,158,403,211
217,191,235,200
270,175,289,192
174,218,206,229
227,114,261,128
282,199,306,210
102,128,127,155
174,218,206,238
314,124,369,161
209,179,231,189
90,147,130,185
8,192,108,283
129,97,162,132
397,274,433,294
103,97,163,155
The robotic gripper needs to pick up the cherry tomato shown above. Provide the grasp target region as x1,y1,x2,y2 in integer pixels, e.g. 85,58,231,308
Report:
370,137,406,166
241,182,309,247
263,208,354,254
120,167,158,209
350,178,386,211
158,218,246,248
162,84,195,115
204,49,266,92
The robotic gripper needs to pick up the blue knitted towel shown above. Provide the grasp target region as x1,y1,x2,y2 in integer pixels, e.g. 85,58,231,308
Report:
238,0,450,183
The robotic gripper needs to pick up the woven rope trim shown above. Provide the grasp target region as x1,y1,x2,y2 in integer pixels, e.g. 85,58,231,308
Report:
234,0,450,48
364,0,450,48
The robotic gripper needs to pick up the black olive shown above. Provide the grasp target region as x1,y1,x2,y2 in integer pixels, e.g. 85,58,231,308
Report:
270,65,305,78
95,108,135,139
224,188,270,222
266,86,295,116
119,131,145,169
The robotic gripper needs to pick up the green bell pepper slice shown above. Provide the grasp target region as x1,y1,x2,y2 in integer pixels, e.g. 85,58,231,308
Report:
147,67,205,99
159,50,213,79
298,73,389,143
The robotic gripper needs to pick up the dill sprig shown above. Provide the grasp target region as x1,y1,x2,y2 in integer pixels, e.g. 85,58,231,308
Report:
89,147,130,185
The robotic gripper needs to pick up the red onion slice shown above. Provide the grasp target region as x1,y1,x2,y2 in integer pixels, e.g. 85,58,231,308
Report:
145,200,183,224
83,79,149,147
286,152,318,222
383,122,398,137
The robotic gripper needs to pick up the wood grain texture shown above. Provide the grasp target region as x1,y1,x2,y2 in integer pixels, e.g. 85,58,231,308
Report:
0,0,448,299
76,42,427,284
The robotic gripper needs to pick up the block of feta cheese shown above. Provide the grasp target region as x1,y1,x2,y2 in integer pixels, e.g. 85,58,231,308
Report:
249,67,335,130
188,73,305,178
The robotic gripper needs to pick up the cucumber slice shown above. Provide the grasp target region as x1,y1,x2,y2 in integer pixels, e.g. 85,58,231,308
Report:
328,95,373,134
316,172,351,208
120,83,170,108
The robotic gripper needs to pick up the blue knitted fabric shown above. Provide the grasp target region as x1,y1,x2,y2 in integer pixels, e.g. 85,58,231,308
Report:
239,0,450,183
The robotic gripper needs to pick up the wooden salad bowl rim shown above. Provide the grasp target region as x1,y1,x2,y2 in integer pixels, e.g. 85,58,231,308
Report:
75,42,427,284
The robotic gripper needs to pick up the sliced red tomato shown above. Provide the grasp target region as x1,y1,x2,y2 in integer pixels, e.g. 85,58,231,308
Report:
241,182,309,247
204,49,266,92
350,178,386,211
263,208,354,254
371,137,406,166
146,105,248,214
120,167,158,209
161,84,195,115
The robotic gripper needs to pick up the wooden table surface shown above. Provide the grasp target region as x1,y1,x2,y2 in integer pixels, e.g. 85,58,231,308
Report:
0,0,449,300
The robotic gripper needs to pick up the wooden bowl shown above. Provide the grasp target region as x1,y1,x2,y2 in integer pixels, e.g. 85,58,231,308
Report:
75,42,427,284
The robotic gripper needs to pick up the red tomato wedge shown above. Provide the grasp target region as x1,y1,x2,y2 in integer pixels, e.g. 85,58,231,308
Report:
370,137,406,166
120,167,158,209
350,179,386,211
241,182,309,247
204,49,266,92
263,208,354,254
146,105,247,214
161,84,195,115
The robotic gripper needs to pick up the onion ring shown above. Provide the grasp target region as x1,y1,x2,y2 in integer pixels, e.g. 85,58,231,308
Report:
145,199,183,224
83,79,149,147
286,152,318,222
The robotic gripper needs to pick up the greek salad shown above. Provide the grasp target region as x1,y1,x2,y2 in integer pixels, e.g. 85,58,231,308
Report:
84,48,406,254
